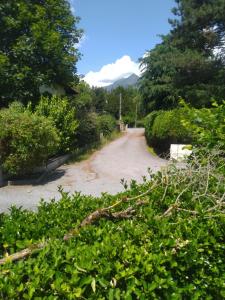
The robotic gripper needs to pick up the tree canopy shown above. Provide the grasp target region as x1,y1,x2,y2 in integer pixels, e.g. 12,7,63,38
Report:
139,0,225,112
0,0,82,107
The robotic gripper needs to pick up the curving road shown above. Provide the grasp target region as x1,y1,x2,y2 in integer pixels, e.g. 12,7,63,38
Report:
0,129,168,212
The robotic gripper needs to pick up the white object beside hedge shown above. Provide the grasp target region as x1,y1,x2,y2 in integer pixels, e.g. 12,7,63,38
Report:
170,144,192,161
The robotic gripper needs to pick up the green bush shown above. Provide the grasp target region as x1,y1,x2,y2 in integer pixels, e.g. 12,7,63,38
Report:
97,114,117,136
145,108,192,153
76,112,100,147
123,115,135,127
182,101,225,150
35,96,78,153
0,103,59,177
0,150,224,299
136,118,145,128
144,110,163,144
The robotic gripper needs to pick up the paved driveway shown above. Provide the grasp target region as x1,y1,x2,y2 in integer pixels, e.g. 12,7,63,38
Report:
0,129,167,212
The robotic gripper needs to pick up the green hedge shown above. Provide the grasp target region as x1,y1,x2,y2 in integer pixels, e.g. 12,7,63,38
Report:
97,114,117,136
0,150,224,299
145,108,192,153
0,103,59,177
144,110,163,145
182,101,225,150
76,112,100,147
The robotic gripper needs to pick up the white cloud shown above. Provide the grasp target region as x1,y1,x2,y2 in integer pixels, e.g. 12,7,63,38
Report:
84,55,141,87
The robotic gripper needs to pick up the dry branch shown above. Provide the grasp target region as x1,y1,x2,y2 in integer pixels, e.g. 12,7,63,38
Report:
0,242,47,266
0,187,154,266
63,199,148,241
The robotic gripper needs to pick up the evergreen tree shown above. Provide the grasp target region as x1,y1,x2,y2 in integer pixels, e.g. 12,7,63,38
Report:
140,0,225,112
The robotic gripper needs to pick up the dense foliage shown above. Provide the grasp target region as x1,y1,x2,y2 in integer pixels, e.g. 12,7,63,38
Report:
139,1,225,112
0,147,224,298
145,108,192,153
182,101,225,150
0,0,82,106
145,111,163,146
97,114,117,137
105,87,143,127
76,112,100,147
35,96,78,153
0,103,59,177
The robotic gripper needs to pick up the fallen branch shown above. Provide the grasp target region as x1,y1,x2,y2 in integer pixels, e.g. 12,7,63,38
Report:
0,187,153,266
63,199,148,241
0,242,46,266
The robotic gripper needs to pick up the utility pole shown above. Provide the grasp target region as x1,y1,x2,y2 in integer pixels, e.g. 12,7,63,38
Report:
135,101,138,128
119,93,122,121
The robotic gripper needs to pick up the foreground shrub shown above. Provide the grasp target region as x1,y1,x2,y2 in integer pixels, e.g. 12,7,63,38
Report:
145,108,192,153
0,103,59,176
0,150,224,298
35,96,78,153
97,114,117,136
76,112,100,147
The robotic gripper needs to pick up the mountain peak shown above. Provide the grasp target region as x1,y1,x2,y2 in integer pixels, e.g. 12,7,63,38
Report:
105,73,139,91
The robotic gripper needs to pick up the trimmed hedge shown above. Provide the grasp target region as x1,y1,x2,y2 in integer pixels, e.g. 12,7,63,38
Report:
145,108,192,153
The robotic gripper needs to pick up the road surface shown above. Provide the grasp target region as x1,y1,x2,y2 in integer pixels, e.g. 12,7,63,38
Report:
0,129,167,212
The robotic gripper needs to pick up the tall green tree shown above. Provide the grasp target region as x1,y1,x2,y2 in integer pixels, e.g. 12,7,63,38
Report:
140,0,225,112
105,86,142,126
170,0,225,54
139,42,178,111
0,0,82,107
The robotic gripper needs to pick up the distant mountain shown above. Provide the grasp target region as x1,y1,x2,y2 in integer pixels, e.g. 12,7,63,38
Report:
105,73,139,91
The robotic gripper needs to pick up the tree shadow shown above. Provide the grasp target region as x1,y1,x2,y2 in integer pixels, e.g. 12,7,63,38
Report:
33,169,66,186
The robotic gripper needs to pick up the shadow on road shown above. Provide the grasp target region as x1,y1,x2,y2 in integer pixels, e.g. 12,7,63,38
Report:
36,169,66,186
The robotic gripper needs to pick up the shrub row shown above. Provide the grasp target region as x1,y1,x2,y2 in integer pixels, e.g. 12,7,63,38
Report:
0,96,78,177
145,102,225,154
0,97,117,177
76,113,117,148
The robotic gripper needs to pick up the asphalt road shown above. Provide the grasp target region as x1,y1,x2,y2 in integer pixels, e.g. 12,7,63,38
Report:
0,128,168,212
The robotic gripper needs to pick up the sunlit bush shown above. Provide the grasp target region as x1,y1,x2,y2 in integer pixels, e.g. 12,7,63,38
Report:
0,102,59,176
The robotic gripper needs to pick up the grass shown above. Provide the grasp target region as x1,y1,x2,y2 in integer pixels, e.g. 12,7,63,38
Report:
147,146,157,156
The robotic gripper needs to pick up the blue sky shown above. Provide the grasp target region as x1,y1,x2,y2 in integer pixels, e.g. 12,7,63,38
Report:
70,0,175,86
